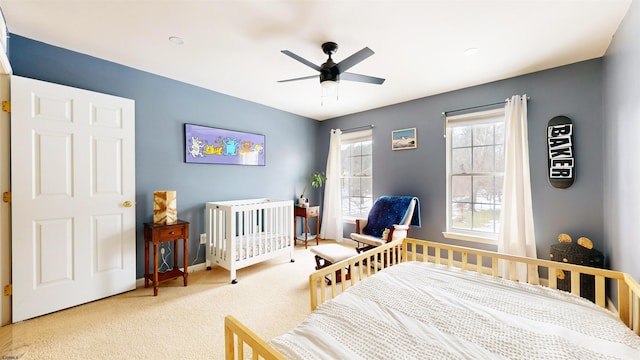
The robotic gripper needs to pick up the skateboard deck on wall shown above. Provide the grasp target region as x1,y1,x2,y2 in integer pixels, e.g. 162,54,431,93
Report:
547,115,575,189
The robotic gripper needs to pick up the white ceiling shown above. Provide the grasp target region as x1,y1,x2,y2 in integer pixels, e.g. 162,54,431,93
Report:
0,0,632,120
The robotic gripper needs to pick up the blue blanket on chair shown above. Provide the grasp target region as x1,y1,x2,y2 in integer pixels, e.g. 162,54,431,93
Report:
362,196,421,238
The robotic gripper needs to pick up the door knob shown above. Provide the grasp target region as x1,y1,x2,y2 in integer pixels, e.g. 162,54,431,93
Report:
123,201,134,208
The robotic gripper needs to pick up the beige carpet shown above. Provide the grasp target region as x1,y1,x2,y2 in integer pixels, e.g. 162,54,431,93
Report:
0,240,343,359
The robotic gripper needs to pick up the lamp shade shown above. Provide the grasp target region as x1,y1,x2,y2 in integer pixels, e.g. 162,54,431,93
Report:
153,191,177,224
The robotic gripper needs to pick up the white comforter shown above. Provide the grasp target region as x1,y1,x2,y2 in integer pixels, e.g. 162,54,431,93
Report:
269,262,640,359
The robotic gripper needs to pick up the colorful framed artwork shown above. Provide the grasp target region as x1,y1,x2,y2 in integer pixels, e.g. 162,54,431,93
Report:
184,123,265,165
392,127,417,150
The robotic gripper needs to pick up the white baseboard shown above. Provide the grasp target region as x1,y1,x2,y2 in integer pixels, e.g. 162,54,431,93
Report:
135,262,207,288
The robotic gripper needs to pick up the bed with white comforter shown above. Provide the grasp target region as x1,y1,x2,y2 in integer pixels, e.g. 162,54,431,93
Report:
269,262,640,359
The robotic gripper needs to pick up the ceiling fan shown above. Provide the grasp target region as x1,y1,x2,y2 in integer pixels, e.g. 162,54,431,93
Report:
278,42,385,86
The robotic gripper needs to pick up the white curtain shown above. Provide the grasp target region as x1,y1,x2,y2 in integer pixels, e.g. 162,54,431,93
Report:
498,94,539,284
320,129,343,241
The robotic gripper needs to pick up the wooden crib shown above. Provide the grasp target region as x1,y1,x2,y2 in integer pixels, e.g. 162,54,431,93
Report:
205,199,294,283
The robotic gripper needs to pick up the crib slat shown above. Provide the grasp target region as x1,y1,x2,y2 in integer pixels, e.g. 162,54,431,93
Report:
595,275,605,308
618,278,631,328
247,209,252,257
243,209,248,259
253,209,258,254
259,208,264,254
571,271,580,296
549,266,558,289
252,209,258,255
491,257,498,277
275,206,281,249
221,210,226,260
634,294,639,335
228,208,235,265
267,207,273,251
237,336,243,359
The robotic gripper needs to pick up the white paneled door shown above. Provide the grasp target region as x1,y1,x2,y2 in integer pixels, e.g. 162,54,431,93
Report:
10,76,136,322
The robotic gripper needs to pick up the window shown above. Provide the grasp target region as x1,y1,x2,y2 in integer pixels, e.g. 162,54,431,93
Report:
341,130,373,220
445,109,505,242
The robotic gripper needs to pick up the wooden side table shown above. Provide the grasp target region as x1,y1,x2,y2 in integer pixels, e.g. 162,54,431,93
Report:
294,205,320,249
144,219,189,296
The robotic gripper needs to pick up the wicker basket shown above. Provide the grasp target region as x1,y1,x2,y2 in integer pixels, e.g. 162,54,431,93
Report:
549,243,604,303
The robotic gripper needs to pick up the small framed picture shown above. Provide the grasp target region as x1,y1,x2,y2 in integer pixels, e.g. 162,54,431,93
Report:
392,127,417,150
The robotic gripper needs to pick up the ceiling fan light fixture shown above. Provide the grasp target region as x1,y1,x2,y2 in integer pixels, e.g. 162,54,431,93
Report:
321,80,339,106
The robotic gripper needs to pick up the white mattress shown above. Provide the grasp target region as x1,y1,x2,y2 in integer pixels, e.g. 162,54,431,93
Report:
213,232,290,261
269,262,640,359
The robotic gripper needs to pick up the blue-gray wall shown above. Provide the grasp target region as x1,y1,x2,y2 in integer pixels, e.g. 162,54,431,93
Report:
318,59,605,260
603,0,640,281
8,35,319,278
11,24,635,281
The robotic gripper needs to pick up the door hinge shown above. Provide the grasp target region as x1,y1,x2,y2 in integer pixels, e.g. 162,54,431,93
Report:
3,284,11,296
2,192,10,203
1,100,9,113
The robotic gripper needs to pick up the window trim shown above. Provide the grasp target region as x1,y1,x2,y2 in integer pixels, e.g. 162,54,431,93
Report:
341,129,372,143
445,108,505,243
342,216,358,225
442,231,498,244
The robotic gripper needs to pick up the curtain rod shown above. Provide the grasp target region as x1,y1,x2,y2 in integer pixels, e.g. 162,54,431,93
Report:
443,101,505,116
442,95,530,138
443,96,530,116
340,124,374,133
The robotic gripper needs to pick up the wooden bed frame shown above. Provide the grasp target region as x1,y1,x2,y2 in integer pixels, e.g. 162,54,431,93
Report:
224,238,640,360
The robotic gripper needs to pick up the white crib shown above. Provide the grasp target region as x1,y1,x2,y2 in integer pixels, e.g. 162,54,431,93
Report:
205,198,294,283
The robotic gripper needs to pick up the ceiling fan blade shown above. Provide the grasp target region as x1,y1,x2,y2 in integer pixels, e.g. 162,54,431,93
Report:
340,72,385,85
277,75,318,83
281,50,321,71
333,47,374,74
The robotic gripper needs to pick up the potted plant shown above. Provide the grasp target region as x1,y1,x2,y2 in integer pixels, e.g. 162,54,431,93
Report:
299,171,326,207
311,171,326,190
